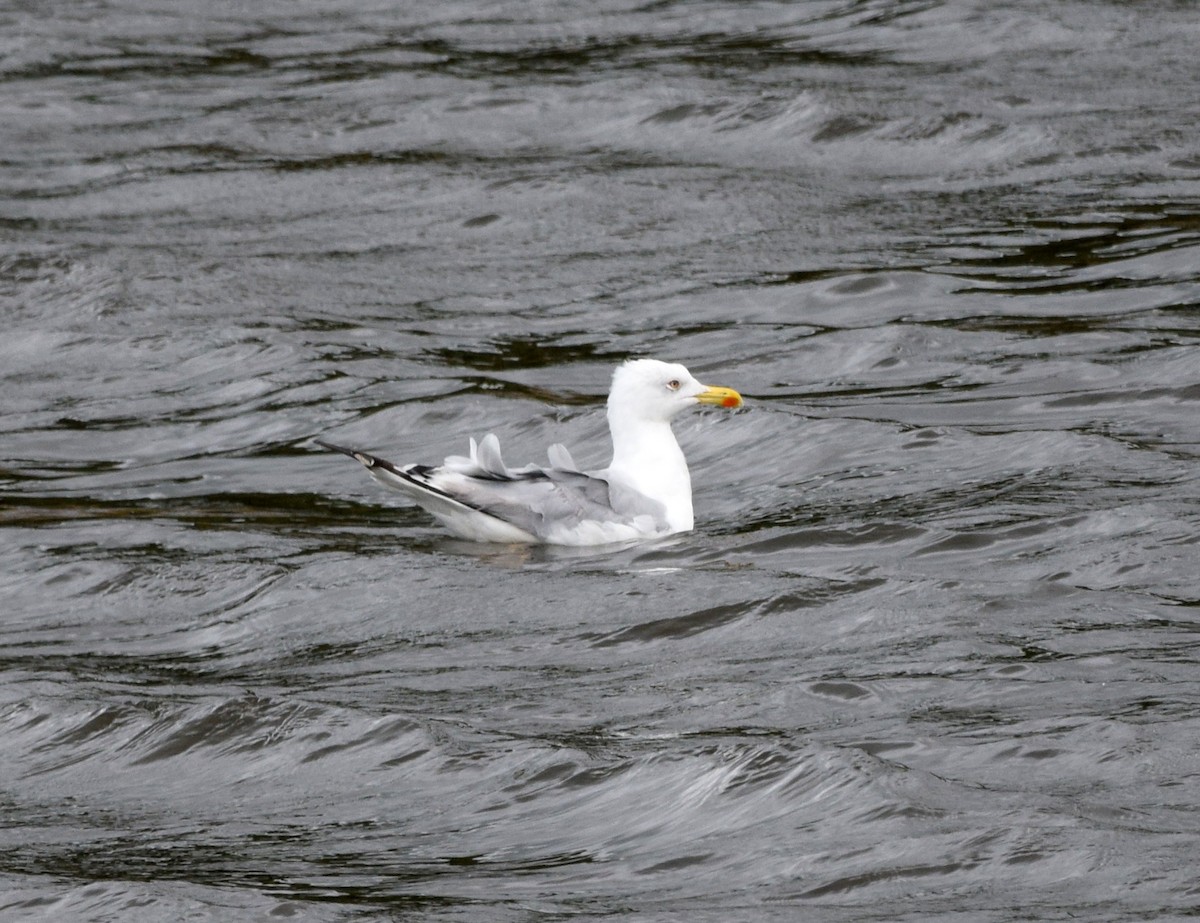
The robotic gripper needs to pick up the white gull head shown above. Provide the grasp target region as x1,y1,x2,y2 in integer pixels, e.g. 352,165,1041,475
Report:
604,359,743,533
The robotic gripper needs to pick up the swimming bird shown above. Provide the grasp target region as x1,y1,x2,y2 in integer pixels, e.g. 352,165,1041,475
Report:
316,358,742,546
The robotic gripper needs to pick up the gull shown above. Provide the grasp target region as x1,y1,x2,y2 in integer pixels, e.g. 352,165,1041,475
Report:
316,358,742,546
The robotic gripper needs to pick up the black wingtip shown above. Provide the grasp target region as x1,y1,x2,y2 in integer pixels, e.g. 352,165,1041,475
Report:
315,438,378,468
314,438,354,457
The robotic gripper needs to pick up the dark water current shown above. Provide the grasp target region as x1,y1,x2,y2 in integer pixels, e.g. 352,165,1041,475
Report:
4,1,1200,919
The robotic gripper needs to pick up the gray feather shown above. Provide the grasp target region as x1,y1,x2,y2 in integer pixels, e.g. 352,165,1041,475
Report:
475,433,507,476
547,443,578,471
317,434,670,542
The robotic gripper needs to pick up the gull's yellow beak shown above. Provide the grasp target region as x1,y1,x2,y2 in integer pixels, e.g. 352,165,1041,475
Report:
695,384,743,409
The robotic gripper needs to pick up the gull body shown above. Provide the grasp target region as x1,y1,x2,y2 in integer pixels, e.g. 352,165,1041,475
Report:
317,359,742,546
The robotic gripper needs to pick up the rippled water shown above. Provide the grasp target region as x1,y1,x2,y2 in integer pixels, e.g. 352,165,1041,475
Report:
4,1,1200,919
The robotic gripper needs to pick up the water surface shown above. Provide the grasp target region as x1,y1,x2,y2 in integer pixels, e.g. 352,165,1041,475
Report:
3,1,1200,919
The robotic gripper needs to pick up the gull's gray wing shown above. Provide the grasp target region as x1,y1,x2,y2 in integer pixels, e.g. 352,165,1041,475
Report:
317,435,669,542
430,458,670,541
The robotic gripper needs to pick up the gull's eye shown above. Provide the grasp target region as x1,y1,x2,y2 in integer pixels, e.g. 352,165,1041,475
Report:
666,379,681,391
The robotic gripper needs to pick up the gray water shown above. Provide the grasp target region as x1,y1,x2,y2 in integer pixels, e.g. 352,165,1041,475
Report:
3,1,1200,920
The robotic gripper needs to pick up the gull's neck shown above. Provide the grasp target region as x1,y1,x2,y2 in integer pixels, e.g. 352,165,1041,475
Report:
606,410,693,532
